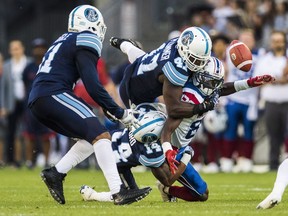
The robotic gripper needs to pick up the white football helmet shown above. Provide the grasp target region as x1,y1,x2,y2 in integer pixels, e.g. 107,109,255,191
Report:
203,109,227,134
68,5,107,42
134,103,167,119
132,111,167,143
177,27,212,72
192,56,225,96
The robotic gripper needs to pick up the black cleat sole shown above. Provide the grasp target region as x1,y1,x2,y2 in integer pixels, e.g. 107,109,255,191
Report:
40,172,65,204
114,187,152,205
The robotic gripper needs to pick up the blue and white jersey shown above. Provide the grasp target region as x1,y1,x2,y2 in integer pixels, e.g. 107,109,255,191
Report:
28,31,102,104
171,79,207,148
124,38,190,104
111,128,165,168
111,128,207,196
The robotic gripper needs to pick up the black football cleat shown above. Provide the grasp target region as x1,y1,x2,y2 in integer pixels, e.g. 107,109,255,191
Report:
110,37,141,50
112,186,152,205
40,166,67,204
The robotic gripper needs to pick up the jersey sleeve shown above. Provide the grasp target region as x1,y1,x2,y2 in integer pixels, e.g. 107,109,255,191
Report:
162,62,190,87
139,154,165,168
76,32,102,57
76,49,124,119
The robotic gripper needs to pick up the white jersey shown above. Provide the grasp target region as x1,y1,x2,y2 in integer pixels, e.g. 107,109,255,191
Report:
171,80,206,148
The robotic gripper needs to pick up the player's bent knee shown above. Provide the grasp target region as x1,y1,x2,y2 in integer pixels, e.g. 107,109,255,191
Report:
92,132,111,144
199,189,209,201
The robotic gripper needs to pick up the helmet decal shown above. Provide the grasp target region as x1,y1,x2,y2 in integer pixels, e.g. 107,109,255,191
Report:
181,31,194,46
84,8,98,22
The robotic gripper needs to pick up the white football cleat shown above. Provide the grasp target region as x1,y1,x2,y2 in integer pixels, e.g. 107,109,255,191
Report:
80,185,97,201
256,193,281,209
156,181,177,202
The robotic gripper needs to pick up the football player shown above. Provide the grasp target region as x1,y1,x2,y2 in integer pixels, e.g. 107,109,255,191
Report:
80,107,208,202
110,31,275,174
28,5,150,205
257,158,288,209
80,57,274,202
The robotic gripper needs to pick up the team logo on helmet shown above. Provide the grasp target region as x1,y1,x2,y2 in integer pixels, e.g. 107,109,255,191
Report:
84,8,98,22
181,31,194,46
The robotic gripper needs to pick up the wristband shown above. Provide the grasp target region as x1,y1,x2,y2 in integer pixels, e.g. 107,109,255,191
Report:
180,153,191,165
234,79,250,92
162,142,173,154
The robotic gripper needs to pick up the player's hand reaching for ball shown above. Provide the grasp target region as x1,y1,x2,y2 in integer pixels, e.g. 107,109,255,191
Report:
247,75,275,87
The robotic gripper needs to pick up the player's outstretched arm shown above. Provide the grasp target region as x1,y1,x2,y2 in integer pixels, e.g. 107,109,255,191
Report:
220,74,275,96
76,49,139,128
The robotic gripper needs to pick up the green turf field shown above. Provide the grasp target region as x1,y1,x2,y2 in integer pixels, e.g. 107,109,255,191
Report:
0,167,287,216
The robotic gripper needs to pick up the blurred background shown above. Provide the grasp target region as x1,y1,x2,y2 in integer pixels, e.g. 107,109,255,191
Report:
1,0,288,173
1,0,283,68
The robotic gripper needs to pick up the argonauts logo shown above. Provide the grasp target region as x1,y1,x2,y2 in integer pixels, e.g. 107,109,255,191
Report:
181,31,194,46
84,8,98,22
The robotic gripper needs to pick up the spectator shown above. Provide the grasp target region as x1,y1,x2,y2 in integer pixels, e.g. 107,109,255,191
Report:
201,33,230,173
0,40,32,167
22,38,55,169
0,52,5,166
187,2,215,33
254,30,288,170
211,0,235,34
220,29,262,173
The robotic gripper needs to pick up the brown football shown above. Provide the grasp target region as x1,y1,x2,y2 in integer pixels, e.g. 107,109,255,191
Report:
229,40,253,72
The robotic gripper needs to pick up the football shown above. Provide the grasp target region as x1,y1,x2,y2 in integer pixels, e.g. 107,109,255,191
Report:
229,40,253,72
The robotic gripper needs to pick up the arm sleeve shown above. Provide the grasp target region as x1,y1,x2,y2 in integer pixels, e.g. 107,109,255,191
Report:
75,49,124,119
162,62,189,87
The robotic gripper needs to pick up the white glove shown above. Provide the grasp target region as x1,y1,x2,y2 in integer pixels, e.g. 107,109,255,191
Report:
120,109,141,129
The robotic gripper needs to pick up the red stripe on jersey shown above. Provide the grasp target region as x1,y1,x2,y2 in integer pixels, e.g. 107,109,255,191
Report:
182,92,200,104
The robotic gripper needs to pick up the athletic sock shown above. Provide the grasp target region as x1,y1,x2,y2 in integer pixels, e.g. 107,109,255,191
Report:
55,139,94,174
272,158,288,197
91,191,113,202
94,139,122,194
120,42,145,63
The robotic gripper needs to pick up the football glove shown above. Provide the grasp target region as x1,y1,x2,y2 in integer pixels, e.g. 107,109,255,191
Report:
165,149,179,175
247,75,275,87
120,109,141,129
103,108,119,123
192,91,219,116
